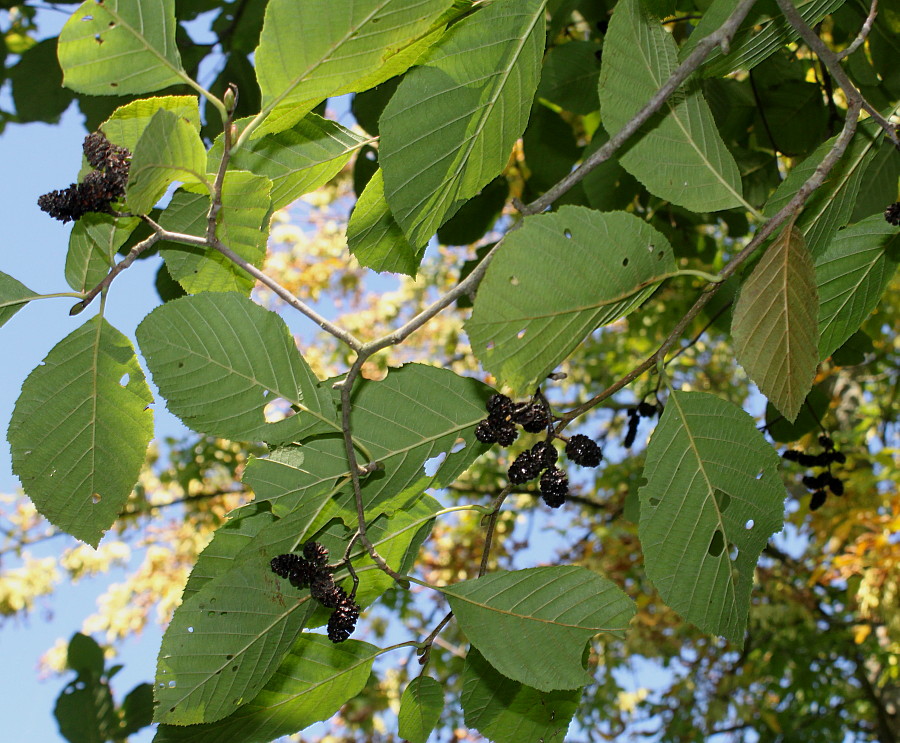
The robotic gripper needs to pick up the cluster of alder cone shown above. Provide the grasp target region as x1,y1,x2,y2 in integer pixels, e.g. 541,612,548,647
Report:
783,435,847,511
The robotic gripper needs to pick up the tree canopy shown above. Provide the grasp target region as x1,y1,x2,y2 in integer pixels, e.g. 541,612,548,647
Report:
1,0,899,741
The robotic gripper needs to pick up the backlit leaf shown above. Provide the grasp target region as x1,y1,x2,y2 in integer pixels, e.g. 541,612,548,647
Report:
0,271,36,328
398,677,444,743
65,213,139,293
101,96,201,153
58,0,185,96
732,222,819,422
380,0,545,246
639,391,785,642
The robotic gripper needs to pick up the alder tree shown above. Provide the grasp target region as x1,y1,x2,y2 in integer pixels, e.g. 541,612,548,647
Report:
1,0,899,741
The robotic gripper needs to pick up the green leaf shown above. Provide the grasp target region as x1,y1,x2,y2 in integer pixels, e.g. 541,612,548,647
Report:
126,108,208,214
8,317,153,546
66,633,105,676
243,364,491,518
536,40,602,115
398,677,444,743
65,214,139,293
135,292,337,445
436,176,508,246
681,0,847,78
461,649,580,743
598,0,743,212
816,216,900,361
0,271,35,328
380,0,546,246
466,207,676,396
210,114,367,212
101,95,201,153
154,561,317,724
58,0,185,96
732,222,819,422
154,635,379,742
55,672,118,743
765,384,829,443
850,144,900,223
181,508,277,604
638,391,785,643
9,38,75,123
347,169,422,275
254,0,452,136
120,683,154,737
442,566,635,692
763,119,882,258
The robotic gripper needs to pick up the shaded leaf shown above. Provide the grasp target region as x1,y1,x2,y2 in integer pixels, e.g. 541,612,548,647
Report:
380,0,545,246
10,38,74,123
765,384,829,444
816,215,900,361
398,677,444,743
8,318,154,546
347,169,422,275
442,566,634,692
154,635,378,742
58,0,185,96
638,391,785,642
136,292,337,445
66,633,105,676
120,683,154,737
732,222,819,422
536,40,602,115
461,649,580,743
598,0,743,212
467,207,676,396
126,108,208,214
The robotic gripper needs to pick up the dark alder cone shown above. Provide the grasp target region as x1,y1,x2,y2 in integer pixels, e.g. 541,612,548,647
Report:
623,409,640,449
514,401,551,433
475,419,499,444
530,440,558,469
827,450,847,465
495,424,518,447
311,577,346,609
885,202,900,226
818,435,834,450
486,393,513,417
802,474,828,490
809,489,828,511
327,597,360,643
508,450,543,484
539,467,568,508
270,553,303,579
637,401,657,418
828,476,845,496
565,434,603,467
781,449,802,462
303,541,329,566
288,559,320,589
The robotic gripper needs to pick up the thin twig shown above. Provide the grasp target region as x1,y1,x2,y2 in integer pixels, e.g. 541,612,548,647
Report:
70,230,162,315
562,100,863,423
207,83,238,244
775,0,898,146
836,0,878,60
417,611,454,667
520,0,760,216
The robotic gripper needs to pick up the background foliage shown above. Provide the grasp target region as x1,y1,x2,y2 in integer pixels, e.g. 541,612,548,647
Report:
0,0,899,741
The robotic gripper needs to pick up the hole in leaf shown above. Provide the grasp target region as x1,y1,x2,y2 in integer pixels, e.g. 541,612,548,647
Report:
365,149,376,160
622,258,629,267
231,667,238,673
648,497,661,507
729,544,739,561
91,493,101,504
647,244,654,252
119,373,129,387
226,655,233,661
187,627,194,633
563,229,572,239
168,680,176,688
75,681,86,691
745,519,754,530
755,470,764,480
110,82,118,87
516,328,526,340
657,251,665,260
94,34,103,44
207,611,215,617
82,15,93,21
707,530,725,557
450,438,466,454
509,275,519,286
715,489,730,513
169,707,175,713
177,362,184,368
486,341,495,350
424,453,446,476
264,398,295,423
